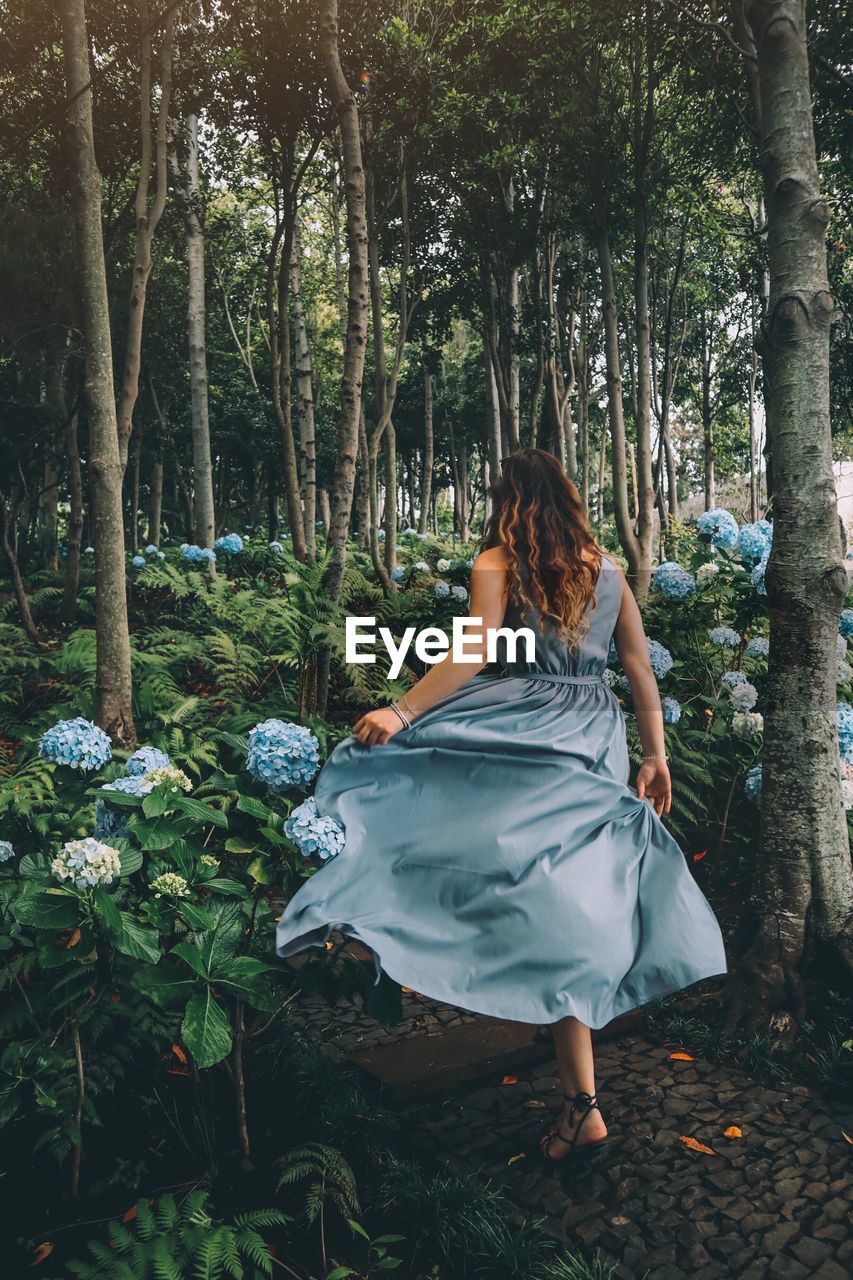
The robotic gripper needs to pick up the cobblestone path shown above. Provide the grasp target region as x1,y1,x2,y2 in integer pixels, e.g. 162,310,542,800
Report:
290,983,853,1279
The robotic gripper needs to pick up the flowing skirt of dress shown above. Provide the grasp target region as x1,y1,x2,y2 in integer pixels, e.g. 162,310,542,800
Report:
274,666,728,1030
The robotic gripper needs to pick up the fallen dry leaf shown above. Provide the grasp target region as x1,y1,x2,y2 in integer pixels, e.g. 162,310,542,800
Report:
171,1044,188,1065
679,1135,717,1156
523,1099,547,1109
669,1052,695,1061
501,1075,519,1086
723,1126,743,1140
842,1130,852,1145
610,1216,631,1227
31,1243,54,1266
121,1205,138,1223
693,850,708,862
63,928,81,949
507,1152,526,1165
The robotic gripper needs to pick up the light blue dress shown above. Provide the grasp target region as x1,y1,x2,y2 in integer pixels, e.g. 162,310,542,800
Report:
275,554,727,1029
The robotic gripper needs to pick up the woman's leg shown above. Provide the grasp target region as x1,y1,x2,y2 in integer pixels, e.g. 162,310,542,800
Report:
542,1015,608,1157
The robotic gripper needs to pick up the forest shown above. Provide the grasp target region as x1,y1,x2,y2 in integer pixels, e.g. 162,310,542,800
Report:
0,1,852,1277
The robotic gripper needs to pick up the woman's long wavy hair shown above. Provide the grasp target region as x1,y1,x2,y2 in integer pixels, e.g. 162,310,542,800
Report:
482,448,604,650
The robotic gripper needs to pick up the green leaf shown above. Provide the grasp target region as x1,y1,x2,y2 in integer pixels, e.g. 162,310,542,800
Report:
142,790,171,818
236,793,272,820
224,838,256,854
326,1268,355,1280
11,891,79,930
246,855,276,885
181,990,232,1068
17,853,51,883
203,878,246,897
93,887,122,932
132,964,197,1008
173,939,210,980
117,844,143,877
179,902,217,932
173,796,229,829
127,818,181,850
112,912,161,964
347,1220,370,1241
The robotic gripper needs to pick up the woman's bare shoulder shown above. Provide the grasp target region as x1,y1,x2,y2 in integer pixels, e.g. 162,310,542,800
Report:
473,546,511,572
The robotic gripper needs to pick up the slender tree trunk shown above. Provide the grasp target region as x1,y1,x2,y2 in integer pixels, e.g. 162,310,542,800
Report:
419,370,434,534
129,426,141,549
1,490,42,645
290,218,317,558
59,0,135,746
701,313,716,509
62,411,84,623
726,0,853,1033
183,113,216,553
355,404,370,547
147,455,163,546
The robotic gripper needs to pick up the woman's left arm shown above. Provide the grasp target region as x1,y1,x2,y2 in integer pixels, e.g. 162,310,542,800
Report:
353,551,510,745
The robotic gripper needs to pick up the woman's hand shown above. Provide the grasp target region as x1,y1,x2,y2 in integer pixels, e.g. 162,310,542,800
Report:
352,706,405,746
636,759,672,817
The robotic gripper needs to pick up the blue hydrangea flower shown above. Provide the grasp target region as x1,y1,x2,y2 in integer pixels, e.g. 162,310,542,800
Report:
709,626,741,648
662,697,682,724
401,526,418,537
102,774,151,796
284,797,345,862
390,565,406,583
0,840,14,863
751,550,769,596
377,530,386,541
416,532,428,541
837,702,853,762
93,798,130,841
696,507,739,549
744,764,762,804
466,557,475,569
126,746,170,776
434,581,450,600
607,639,618,665
840,609,853,639
181,544,217,564
746,636,770,659
653,561,696,601
647,639,674,679
721,669,748,688
269,541,284,555
214,532,244,555
737,521,772,564
39,717,112,772
145,544,159,555
450,585,468,602
246,719,320,792
131,554,146,568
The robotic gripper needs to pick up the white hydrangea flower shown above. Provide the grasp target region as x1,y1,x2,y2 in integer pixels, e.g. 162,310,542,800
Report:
436,558,451,572
150,872,190,899
143,765,192,793
696,562,719,587
730,681,759,711
52,838,122,889
733,710,764,742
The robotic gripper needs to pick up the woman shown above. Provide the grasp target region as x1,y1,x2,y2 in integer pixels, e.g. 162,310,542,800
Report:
276,449,727,1162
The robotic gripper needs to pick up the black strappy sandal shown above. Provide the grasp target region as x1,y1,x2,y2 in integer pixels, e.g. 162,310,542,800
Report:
539,1089,609,1162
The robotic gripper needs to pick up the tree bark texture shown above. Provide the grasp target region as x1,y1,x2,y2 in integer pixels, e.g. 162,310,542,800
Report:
183,113,217,553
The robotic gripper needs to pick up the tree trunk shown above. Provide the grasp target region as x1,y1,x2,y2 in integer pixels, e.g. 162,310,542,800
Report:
59,0,135,747
317,0,370,713
183,113,216,554
62,411,84,623
419,370,434,534
726,0,853,1034
1,489,42,645
115,0,176,469
290,218,317,558
701,313,716,510
147,455,163,546
355,404,370,547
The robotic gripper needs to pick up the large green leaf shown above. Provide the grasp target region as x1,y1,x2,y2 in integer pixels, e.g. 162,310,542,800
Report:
182,990,232,1068
111,912,161,964
203,877,247,897
132,964,197,1009
235,794,272,821
11,891,79,930
126,818,181,850
172,795,229,829
93,888,122,932
117,844,143,877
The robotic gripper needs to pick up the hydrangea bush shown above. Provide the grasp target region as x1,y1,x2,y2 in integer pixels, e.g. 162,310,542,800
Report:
246,719,320,792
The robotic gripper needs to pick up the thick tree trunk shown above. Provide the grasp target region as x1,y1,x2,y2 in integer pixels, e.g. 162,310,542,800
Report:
419,370,434,534
62,411,84,623
317,0,369,713
290,219,317,558
59,0,135,747
183,113,216,554
726,0,853,1033
115,0,176,469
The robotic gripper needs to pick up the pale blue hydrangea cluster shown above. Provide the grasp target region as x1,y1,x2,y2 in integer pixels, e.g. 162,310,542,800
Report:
721,669,748,688
39,717,112,773
746,636,770,659
127,746,171,776
284,797,345,862
145,543,165,560
737,520,772,564
840,609,853,639
434,581,450,599
730,682,759,711
466,557,475,569
744,764,762,804
131,554,146,568
0,840,14,863
269,541,284,555
653,561,696,601
390,565,406,583
450,585,469,602
709,626,741,648
214,532,244,555
246,719,320,792
750,552,769,596
647,639,674,679
662,697,682,724
52,837,121,889
377,529,386,541
181,544,216,564
696,507,738,549
837,702,853,763
401,526,418,537
416,532,428,541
